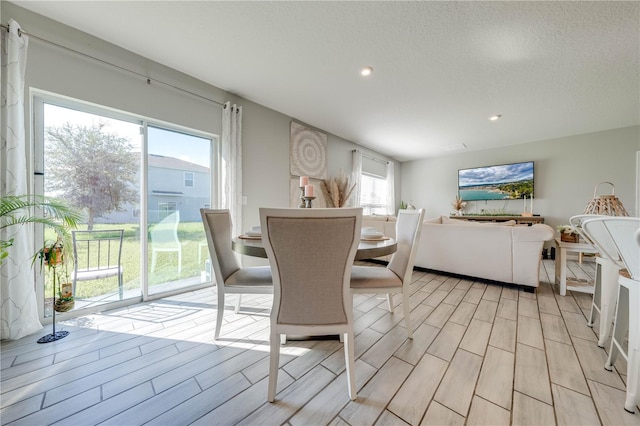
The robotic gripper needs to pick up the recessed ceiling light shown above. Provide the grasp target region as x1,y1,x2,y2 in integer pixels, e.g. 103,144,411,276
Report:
489,114,502,121
360,67,373,76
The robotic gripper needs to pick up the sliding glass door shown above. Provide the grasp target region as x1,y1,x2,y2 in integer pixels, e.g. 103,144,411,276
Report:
35,95,215,318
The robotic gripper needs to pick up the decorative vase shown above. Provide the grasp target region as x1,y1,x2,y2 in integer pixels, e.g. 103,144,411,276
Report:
455,210,463,216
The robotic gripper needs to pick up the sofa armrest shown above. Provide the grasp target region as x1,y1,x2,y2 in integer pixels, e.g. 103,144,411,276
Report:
512,224,555,286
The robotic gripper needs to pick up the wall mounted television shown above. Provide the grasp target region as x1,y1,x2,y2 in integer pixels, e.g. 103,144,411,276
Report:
458,161,534,201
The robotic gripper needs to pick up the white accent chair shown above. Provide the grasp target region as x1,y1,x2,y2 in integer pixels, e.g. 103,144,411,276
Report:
260,207,362,402
201,209,272,340
351,209,425,339
591,216,640,414
72,229,125,299
150,211,182,275
571,215,624,347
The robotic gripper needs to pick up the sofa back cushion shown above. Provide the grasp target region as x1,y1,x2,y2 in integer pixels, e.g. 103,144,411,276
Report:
416,223,514,283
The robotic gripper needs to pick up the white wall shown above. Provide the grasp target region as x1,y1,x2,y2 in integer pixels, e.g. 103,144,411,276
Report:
401,125,640,244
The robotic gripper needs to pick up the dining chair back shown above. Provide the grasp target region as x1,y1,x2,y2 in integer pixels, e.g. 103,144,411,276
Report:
201,209,272,340
150,211,182,275
575,215,624,347
72,229,125,299
595,216,640,413
351,209,425,339
260,207,362,402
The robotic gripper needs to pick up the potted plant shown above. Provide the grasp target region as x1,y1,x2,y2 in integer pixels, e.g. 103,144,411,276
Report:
557,225,580,243
452,195,467,216
35,236,75,312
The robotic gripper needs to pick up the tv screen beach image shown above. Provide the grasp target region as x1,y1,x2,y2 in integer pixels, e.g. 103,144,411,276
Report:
458,162,534,201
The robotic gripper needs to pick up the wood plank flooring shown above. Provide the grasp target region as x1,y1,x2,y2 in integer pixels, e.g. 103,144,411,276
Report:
2,258,639,425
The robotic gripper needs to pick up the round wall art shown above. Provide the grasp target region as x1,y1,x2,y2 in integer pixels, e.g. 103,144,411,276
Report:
290,121,327,180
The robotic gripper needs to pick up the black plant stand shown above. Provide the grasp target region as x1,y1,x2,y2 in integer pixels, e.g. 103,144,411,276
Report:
37,266,69,344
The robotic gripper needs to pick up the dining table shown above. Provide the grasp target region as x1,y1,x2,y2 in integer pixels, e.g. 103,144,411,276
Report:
232,235,397,260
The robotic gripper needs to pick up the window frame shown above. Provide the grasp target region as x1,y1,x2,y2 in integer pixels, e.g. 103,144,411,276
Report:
184,171,195,188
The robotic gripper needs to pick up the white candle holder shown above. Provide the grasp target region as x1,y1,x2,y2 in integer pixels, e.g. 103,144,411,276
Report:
303,196,315,208
299,186,306,208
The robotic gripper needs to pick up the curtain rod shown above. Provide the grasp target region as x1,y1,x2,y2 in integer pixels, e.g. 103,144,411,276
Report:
352,149,389,165
1,22,225,108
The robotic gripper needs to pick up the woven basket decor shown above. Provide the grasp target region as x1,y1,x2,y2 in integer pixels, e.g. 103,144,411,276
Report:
583,182,629,216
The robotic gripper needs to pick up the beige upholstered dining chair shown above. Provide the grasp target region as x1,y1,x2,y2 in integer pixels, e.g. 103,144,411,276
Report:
200,209,273,340
351,208,425,339
260,207,362,402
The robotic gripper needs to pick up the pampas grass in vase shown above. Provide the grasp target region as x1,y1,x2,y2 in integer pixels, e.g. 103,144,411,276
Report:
321,171,356,207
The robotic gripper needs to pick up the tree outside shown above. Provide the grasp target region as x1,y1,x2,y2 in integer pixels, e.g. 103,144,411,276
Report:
45,122,139,230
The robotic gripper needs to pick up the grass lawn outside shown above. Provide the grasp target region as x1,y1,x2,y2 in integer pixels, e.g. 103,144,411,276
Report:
43,222,210,301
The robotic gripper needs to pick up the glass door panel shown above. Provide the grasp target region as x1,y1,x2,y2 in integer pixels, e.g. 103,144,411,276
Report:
147,126,211,295
43,103,142,315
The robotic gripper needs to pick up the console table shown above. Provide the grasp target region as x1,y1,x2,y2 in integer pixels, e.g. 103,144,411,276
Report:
554,238,598,296
449,215,545,226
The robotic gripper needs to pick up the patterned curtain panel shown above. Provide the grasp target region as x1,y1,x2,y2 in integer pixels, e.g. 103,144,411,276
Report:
221,102,243,237
1,20,43,340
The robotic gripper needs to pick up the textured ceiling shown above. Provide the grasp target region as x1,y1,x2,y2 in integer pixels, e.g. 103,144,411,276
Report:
9,1,640,162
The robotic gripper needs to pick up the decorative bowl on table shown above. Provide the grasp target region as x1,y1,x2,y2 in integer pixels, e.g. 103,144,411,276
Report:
245,226,261,237
361,228,385,240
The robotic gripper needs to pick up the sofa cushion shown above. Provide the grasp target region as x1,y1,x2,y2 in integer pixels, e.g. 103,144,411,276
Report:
423,216,442,224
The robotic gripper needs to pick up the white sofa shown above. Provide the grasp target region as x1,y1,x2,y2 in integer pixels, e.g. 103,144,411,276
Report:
361,215,555,289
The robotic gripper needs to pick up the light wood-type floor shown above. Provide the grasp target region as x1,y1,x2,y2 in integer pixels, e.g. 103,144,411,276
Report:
2,259,639,425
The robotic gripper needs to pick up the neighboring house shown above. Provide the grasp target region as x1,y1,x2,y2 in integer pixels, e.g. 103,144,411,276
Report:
99,154,211,224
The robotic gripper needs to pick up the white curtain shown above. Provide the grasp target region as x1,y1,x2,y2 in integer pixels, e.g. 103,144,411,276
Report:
386,161,395,215
1,20,42,340
221,102,243,236
351,149,362,207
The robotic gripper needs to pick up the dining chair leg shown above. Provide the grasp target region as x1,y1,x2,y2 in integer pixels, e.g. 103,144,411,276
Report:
402,289,413,339
344,331,357,401
268,331,281,402
386,294,393,312
596,260,621,347
214,291,225,340
118,271,124,300
624,284,639,413
235,294,242,314
605,286,628,372
588,260,602,328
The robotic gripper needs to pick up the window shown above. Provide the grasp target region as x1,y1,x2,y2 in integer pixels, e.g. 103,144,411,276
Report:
158,202,177,220
359,172,388,215
184,172,194,187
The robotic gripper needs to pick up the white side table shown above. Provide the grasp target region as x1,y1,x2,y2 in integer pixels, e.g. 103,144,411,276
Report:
554,238,599,296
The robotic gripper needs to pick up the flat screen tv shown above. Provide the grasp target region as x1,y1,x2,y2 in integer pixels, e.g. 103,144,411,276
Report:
458,161,534,201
